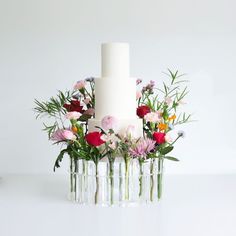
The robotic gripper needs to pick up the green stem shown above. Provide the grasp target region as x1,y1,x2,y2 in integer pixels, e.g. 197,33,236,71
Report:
95,162,99,204
74,159,78,201
138,159,143,197
109,158,114,205
70,156,74,194
124,156,130,200
157,157,163,200
150,159,154,202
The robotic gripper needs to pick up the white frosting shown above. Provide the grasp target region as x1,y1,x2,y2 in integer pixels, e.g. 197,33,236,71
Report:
102,43,129,78
88,43,143,138
94,76,136,119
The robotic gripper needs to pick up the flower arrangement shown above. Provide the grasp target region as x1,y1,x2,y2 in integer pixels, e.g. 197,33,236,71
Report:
34,70,192,205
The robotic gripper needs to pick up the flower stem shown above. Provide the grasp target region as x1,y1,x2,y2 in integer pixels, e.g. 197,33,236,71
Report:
157,157,163,200
150,159,154,202
70,156,74,194
138,160,143,198
95,162,99,204
124,156,130,200
74,159,78,201
109,158,114,205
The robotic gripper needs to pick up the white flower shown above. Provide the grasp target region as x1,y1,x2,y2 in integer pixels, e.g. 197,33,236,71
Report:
101,133,118,143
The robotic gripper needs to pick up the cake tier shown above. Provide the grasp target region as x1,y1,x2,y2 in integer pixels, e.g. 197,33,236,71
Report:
102,43,129,78
88,118,143,138
95,76,136,120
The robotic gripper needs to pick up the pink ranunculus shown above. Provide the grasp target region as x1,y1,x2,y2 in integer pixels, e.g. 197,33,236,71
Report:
74,80,86,90
51,129,76,142
144,111,161,123
101,115,118,130
83,108,95,116
65,111,82,120
136,91,142,100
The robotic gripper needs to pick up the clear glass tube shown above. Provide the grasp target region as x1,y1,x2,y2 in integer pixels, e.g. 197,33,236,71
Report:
68,157,164,206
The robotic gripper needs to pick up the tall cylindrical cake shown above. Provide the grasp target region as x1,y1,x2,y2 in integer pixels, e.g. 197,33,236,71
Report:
88,43,143,137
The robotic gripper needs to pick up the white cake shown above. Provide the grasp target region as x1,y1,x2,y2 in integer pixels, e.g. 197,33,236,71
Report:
88,43,143,137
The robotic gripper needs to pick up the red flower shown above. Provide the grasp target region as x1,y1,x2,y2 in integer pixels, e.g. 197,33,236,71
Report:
85,132,105,147
63,100,84,113
153,132,166,144
136,105,151,118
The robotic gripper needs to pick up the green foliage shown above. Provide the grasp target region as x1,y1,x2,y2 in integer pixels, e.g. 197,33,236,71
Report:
164,156,179,161
158,145,174,155
34,90,71,119
43,122,58,139
53,148,68,171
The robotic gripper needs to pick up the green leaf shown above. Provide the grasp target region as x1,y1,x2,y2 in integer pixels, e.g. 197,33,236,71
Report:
53,149,68,171
159,146,174,155
78,114,92,122
164,156,179,161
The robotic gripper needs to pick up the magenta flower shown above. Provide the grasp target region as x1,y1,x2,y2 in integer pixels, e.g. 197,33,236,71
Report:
51,129,76,142
129,138,156,158
101,115,118,130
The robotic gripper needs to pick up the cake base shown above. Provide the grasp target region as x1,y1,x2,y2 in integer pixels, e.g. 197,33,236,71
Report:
88,118,143,138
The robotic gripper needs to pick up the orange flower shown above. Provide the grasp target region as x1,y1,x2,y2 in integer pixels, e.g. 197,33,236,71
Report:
168,114,176,121
72,126,78,133
158,123,168,131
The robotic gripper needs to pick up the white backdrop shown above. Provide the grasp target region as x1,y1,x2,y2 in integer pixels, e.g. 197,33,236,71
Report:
0,0,236,174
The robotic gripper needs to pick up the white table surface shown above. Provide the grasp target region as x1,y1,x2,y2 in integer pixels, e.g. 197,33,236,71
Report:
0,174,235,236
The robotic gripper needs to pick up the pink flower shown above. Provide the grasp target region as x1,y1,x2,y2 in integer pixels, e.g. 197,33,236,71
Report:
165,97,172,105
65,111,82,120
74,80,86,90
108,142,117,150
51,129,76,142
129,138,156,158
83,108,95,116
165,133,172,143
136,78,142,85
136,91,142,100
144,111,161,123
101,115,118,130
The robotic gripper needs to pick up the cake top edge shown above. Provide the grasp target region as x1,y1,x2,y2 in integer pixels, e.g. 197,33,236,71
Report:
101,42,129,47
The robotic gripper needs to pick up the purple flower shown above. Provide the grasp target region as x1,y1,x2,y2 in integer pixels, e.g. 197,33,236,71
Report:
178,130,185,138
142,80,155,94
129,138,156,158
51,129,76,142
85,77,95,82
